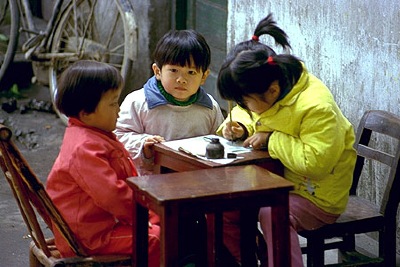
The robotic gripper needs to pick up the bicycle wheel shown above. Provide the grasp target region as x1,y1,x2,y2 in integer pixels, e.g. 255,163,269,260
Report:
48,0,138,124
0,0,19,89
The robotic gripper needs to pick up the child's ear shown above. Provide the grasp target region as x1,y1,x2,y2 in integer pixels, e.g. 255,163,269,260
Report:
78,110,88,120
152,63,161,79
200,69,210,85
268,81,281,98
78,110,93,124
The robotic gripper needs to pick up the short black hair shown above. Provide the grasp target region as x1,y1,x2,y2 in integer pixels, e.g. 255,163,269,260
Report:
56,60,123,118
153,29,211,73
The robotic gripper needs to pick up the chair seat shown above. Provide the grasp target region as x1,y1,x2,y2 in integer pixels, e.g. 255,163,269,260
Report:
30,240,132,267
300,196,385,266
300,196,384,239
337,196,382,223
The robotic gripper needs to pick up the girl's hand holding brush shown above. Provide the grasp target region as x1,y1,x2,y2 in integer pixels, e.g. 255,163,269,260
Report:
222,121,245,141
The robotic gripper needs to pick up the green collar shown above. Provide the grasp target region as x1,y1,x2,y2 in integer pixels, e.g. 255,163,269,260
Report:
157,81,198,106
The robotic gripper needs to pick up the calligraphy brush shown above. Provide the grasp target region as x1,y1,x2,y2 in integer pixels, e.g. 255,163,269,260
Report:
228,100,234,144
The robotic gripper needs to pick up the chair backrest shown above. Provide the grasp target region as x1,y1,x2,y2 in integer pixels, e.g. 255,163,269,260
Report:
0,124,87,257
351,110,400,218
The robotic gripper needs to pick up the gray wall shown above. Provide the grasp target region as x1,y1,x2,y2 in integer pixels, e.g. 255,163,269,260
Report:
227,1,400,125
227,0,400,255
122,0,172,100
185,0,228,112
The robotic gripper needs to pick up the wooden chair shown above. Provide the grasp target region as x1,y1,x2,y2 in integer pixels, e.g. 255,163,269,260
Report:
299,110,400,266
0,124,131,267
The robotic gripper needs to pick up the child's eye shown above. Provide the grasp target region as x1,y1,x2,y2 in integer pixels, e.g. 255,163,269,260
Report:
188,70,197,75
168,68,178,73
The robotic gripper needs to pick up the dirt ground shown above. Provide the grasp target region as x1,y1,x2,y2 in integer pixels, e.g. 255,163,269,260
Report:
0,80,66,266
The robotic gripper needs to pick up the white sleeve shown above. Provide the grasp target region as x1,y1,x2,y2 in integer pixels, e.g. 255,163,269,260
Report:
114,90,150,159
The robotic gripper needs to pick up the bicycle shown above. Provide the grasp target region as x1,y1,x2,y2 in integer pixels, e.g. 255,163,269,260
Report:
0,0,138,124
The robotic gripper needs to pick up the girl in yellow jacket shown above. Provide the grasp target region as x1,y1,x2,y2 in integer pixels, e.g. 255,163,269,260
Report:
217,14,357,267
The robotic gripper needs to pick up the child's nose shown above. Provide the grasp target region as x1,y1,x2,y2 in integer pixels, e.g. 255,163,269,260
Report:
176,75,187,84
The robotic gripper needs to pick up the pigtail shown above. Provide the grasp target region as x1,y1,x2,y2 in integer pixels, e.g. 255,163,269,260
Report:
218,13,302,106
267,54,303,100
253,13,291,52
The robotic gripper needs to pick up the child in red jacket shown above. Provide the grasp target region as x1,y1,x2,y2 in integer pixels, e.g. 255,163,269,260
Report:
46,60,160,267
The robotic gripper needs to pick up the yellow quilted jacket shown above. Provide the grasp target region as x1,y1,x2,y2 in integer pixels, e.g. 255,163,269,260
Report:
217,66,356,214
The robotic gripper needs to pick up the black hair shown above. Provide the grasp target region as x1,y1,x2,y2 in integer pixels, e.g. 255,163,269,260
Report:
217,13,302,109
56,60,123,118
229,13,292,57
153,29,211,73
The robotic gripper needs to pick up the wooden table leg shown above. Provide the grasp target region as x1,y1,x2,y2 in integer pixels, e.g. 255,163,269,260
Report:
215,213,223,266
161,205,179,266
132,201,149,267
206,213,216,267
240,208,258,267
270,194,291,267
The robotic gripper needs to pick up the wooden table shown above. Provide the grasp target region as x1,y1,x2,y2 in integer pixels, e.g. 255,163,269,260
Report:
153,142,283,175
152,142,288,266
127,165,294,267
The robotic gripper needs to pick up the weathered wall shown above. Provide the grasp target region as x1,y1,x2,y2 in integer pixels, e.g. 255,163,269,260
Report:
227,0,400,255
123,0,172,100
186,0,228,112
227,0,400,125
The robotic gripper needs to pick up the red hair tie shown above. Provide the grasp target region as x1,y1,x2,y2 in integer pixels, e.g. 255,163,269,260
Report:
251,35,259,41
267,56,276,65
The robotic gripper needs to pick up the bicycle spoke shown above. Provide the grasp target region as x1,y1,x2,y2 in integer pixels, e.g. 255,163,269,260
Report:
49,0,137,124
109,43,125,54
0,1,9,25
104,11,120,51
78,0,96,54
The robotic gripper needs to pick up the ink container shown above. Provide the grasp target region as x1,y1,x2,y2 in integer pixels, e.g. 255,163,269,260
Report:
205,138,225,159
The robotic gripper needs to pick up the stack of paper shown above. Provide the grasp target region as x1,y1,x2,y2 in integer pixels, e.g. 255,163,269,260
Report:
162,134,252,164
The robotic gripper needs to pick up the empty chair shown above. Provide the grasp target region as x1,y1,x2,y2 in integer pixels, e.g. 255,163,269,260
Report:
299,110,400,266
0,123,131,267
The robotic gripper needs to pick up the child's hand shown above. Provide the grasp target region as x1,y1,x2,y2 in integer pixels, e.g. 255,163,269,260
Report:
143,135,165,159
243,132,272,150
223,121,245,140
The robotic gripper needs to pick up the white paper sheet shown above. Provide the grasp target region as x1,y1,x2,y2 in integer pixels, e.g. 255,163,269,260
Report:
162,135,252,164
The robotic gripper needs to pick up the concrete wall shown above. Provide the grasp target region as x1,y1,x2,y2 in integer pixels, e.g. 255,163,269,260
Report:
227,0,400,255
227,0,400,125
122,0,172,100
